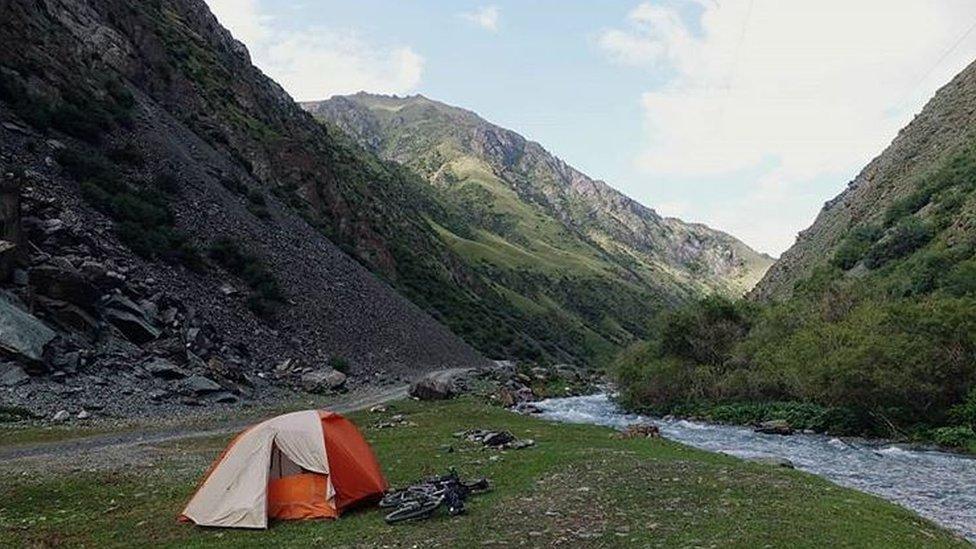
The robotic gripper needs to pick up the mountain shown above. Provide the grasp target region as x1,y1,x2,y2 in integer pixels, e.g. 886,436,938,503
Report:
304,93,773,360
612,59,976,441
753,59,976,301
0,0,494,415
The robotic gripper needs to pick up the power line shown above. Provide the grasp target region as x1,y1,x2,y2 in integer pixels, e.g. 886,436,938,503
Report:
899,17,976,108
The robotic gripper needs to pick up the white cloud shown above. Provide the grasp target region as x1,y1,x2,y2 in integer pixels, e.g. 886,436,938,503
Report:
461,6,500,32
599,0,976,253
265,31,424,100
205,1,424,101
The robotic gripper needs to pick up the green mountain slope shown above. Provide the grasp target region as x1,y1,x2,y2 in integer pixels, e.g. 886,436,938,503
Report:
752,59,976,302
304,93,773,362
613,59,976,446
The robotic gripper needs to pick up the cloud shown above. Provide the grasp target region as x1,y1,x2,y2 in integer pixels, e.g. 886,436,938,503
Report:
461,5,500,32
598,0,976,253
265,31,424,100
205,1,424,101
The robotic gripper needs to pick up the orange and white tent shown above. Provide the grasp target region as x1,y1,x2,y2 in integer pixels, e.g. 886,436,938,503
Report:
179,410,388,529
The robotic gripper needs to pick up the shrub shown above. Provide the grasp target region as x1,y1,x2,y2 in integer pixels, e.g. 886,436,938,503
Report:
950,387,976,427
0,405,35,422
831,224,882,269
943,260,976,297
49,100,113,142
656,295,755,367
107,143,144,166
209,237,284,316
931,426,976,448
60,147,198,266
328,356,350,374
0,72,52,129
153,171,181,194
864,217,932,269
55,148,115,181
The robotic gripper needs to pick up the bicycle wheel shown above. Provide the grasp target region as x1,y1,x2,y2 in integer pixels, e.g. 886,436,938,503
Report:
384,499,441,524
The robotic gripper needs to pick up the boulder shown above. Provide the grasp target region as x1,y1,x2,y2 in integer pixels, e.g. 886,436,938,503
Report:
52,409,70,422
301,368,347,393
143,358,187,380
0,291,56,367
179,375,222,395
102,294,161,344
0,240,15,282
755,419,794,436
749,456,795,468
554,364,582,382
0,362,30,386
275,358,295,374
615,424,662,439
409,367,478,400
29,262,99,309
34,296,98,334
211,391,240,404
50,350,81,372
491,360,517,378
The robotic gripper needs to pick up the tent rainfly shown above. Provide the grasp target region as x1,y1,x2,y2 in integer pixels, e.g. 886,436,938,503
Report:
180,410,388,528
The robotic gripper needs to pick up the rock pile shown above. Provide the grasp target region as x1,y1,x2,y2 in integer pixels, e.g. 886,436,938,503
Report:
454,429,535,450
408,360,601,409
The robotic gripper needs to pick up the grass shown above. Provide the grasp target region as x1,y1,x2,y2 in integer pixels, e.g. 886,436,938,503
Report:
0,424,115,447
0,398,966,548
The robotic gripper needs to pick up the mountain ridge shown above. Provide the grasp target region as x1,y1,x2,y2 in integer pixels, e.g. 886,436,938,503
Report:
752,58,976,300
304,93,773,357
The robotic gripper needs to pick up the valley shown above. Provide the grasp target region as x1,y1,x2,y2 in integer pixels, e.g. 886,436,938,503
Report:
1,0,974,546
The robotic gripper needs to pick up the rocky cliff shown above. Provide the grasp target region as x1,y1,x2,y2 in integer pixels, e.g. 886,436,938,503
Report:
0,0,491,418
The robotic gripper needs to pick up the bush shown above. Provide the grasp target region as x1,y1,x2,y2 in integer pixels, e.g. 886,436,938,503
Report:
944,260,976,297
55,148,115,181
0,72,52,129
107,143,144,166
931,426,976,448
707,402,870,435
49,100,113,143
864,218,932,269
950,387,976,427
656,295,755,367
831,224,882,269
60,147,199,266
209,237,284,316
328,356,350,374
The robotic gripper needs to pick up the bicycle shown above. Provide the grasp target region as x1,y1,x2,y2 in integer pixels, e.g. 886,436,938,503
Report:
382,471,490,524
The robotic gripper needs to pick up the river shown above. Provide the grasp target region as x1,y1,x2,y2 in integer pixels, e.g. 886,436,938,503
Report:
534,393,976,543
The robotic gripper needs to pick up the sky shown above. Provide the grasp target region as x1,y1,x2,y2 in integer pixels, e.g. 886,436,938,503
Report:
204,0,976,256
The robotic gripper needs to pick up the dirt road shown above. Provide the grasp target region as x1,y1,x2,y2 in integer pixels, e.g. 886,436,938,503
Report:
0,385,408,468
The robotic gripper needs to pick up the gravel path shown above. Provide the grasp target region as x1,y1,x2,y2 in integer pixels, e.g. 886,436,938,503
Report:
0,385,408,469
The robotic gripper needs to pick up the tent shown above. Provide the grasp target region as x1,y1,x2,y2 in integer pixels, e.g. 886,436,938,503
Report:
179,410,388,528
